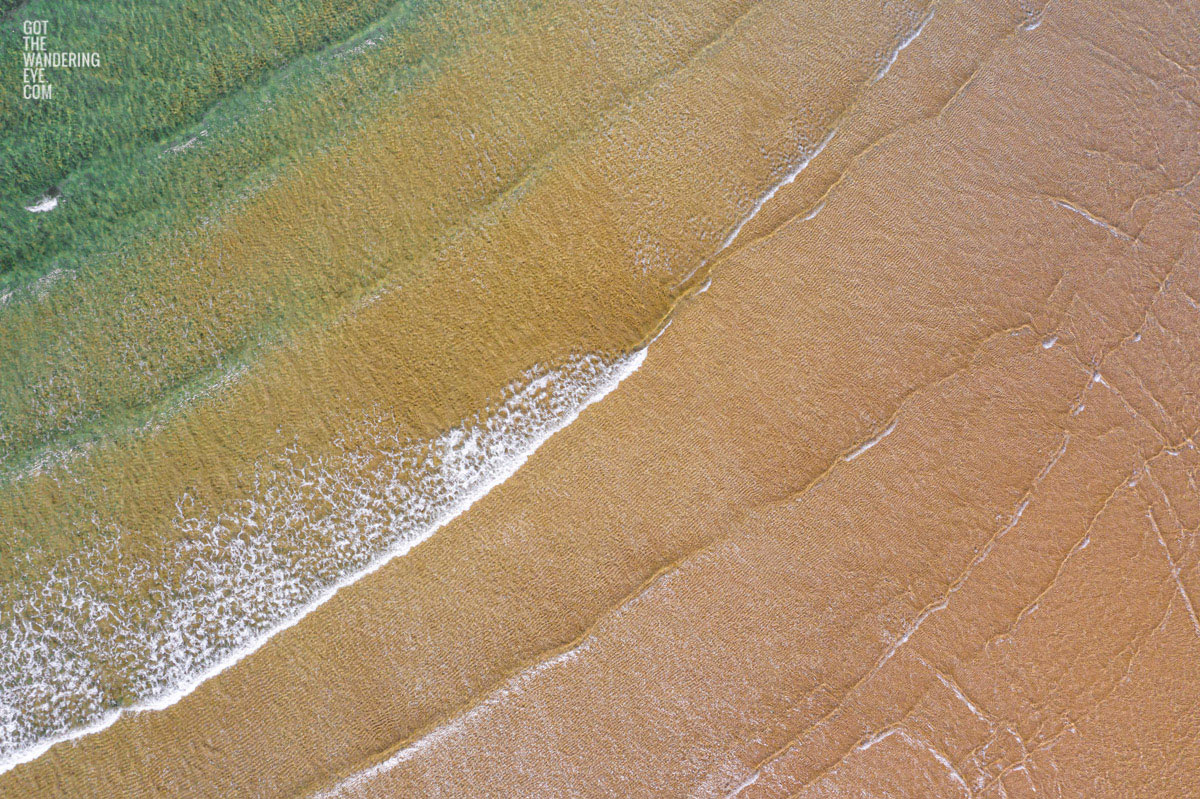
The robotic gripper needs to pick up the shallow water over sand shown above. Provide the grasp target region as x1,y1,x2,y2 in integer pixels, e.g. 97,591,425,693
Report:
0,0,936,772
12,1,1181,795
0,351,644,768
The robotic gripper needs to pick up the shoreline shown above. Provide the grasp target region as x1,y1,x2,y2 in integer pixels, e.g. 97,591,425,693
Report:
5,0,1198,794
0,349,645,777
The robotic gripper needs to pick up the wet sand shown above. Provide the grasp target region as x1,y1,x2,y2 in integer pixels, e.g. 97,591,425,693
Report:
3,0,1199,795
2,0,932,762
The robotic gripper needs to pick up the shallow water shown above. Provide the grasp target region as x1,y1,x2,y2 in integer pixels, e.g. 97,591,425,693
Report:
0,0,933,775
0,351,643,768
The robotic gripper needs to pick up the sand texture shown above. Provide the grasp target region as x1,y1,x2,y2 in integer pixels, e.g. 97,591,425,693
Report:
1,0,1198,796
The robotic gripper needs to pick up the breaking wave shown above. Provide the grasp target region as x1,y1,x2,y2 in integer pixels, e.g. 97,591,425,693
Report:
0,349,644,772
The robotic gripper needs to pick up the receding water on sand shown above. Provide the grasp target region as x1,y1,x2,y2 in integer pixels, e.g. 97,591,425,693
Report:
0,349,644,773
0,2,951,787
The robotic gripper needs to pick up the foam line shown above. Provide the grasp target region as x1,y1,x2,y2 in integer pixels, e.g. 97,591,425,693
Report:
673,126,836,292
24,195,58,213
873,8,934,83
0,349,646,775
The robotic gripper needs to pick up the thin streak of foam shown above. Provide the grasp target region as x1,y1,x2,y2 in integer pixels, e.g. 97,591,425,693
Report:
316,640,596,799
687,6,926,298
674,127,836,293
845,419,898,461
725,771,759,798
717,127,837,255
650,318,672,343
1051,199,1134,242
1020,5,1045,32
0,348,646,776
873,8,934,83
855,729,970,796
857,727,902,752
851,431,1069,687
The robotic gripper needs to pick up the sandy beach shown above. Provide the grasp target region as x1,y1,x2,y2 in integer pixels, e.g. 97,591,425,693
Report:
2,0,1198,795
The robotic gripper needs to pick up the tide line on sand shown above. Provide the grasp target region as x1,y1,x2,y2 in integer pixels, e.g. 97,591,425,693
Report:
671,125,837,295
3,76,850,774
0,348,647,777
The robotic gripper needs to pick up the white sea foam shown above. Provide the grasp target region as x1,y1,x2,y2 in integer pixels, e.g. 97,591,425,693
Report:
672,126,836,293
0,349,645,774
24,195,58,213
717,127,836,256
873,8,934,83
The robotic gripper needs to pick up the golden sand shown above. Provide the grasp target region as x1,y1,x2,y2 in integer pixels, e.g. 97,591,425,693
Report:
2,0,935,744
3,0,1199,795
